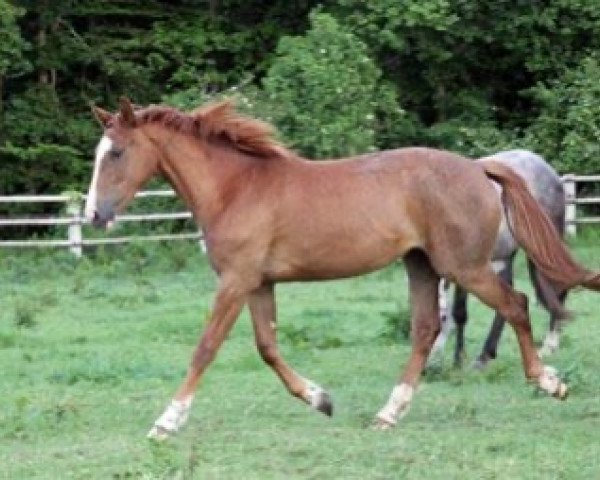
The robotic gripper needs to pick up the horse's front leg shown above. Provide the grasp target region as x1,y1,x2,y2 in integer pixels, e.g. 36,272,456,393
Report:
374,250,441,429
248,283,332,415
147,276,248,440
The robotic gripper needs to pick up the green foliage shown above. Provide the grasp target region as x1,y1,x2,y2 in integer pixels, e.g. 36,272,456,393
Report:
0,0,321,210
332,0,600,151
526,55,600,174
0,142,84,194
427,119,519,158
0,0,30,77
149,16,271,93
261,11,387,157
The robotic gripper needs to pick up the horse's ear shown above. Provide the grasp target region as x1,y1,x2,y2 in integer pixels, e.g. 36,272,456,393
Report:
194,99,234,121
118,96,136,127
92,106,113,127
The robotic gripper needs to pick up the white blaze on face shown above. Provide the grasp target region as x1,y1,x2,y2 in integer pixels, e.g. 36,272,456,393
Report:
85,135,113,221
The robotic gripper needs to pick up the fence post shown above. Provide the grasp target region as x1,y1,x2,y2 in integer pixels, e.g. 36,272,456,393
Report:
198,229,207,253
65,193,83,257
563,174,577,236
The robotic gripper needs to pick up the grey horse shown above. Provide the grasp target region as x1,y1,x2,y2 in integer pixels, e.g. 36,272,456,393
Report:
431,150,569,368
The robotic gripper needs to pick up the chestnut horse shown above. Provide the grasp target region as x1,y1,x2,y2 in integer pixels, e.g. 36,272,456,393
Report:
86,98,600,439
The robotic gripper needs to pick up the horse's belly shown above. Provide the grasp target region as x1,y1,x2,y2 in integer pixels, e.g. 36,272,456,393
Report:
267,235,410,281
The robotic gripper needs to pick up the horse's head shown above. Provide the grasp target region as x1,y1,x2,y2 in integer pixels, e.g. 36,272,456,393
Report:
85,97,161,228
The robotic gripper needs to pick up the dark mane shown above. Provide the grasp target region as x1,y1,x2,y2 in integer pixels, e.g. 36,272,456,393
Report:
134,101,288,159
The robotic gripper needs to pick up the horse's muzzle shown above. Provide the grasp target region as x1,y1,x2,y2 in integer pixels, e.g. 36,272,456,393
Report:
90,210,115,229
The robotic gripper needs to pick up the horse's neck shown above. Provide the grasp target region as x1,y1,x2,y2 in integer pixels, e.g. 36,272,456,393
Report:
154,130,251,229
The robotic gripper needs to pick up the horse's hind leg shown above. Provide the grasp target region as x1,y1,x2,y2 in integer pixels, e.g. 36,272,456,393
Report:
528,260,570,357
544,289,568,356
458,266,568,399
375,250,441,428
248,283,332,415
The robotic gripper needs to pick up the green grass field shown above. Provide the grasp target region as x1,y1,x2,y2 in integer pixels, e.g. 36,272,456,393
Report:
1,240,599,479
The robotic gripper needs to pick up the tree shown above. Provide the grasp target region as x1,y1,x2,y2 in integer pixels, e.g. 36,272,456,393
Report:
330,0,600,155
526,55,600,175
0,0,30,115
260,11,393,158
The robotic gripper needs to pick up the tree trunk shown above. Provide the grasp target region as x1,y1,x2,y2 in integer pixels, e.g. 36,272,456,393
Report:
436,84,447,122
38,27,48,85
209,0,218,17
50,18,60,89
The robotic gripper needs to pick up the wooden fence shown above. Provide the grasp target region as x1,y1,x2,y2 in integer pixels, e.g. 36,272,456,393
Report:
0,174,598,256
0,190,202,257
562,174,600,235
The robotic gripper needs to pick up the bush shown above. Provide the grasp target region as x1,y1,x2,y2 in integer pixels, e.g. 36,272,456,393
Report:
162,11,412,158
426,119,519,158
525,55,600,175
260,11,389,158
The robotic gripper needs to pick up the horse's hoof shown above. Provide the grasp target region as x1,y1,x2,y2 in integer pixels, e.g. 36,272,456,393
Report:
553,382,568,400
371,417,395,431
304,380,333,416
472,358,489,370
147,425,172,441
315,390,333,417
538,365,568,400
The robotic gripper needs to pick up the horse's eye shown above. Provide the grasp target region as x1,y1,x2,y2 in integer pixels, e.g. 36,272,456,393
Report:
109,148,124,159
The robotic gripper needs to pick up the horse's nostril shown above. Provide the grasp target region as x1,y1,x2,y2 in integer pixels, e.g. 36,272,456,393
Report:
91,210,105,228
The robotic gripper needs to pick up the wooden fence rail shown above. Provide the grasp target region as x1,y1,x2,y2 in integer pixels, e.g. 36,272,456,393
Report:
0,174,598,256
0,190,202,257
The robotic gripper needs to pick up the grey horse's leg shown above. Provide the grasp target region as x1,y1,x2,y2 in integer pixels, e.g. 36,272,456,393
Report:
452,284,469,367
427,280,454,366
528,260,570,357
474,257,515,369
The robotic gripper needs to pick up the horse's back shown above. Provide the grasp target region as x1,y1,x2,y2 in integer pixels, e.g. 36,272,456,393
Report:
239,147,503,282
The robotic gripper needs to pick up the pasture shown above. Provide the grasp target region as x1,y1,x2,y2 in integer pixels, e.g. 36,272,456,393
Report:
1,239,599,479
